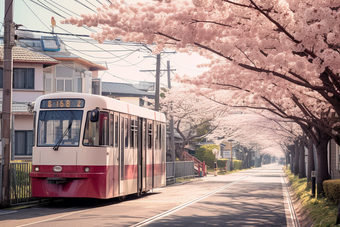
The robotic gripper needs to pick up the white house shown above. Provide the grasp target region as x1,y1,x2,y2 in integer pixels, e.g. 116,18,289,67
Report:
0,45,59,158
0,33,108,159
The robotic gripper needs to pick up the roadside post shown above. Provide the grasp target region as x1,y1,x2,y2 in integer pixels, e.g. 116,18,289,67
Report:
214,162,217,176
311,170,316,197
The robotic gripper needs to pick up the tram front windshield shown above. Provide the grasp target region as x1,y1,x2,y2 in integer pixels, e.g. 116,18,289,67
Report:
37,110,83,147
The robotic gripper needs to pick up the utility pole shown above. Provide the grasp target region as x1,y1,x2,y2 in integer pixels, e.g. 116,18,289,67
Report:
139,52,176,112
167,61,176,177
155,54,160,111
2,0,14,207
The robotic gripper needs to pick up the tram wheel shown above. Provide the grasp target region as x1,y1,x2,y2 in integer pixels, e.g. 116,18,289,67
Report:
118,195,126,201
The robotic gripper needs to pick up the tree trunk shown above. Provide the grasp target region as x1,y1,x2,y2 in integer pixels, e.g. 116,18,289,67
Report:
299,140,306,178
248,152,251,168
316,137,330,195
290,150,295,173
336,197,340,224
286,152,290,168
294,140,300,175
307,137,315,182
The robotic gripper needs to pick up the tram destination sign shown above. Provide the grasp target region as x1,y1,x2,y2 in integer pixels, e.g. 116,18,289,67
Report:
41,99,85,108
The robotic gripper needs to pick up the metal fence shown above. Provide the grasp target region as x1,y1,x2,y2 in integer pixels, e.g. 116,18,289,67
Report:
10,162,34,205
166,161,195,179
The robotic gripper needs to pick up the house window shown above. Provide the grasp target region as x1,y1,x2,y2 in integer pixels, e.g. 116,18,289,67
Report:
45,78,52,92
0,68,34,89
56,79,73,92
92,79,101,95
75,78,82,93
15,131,33,155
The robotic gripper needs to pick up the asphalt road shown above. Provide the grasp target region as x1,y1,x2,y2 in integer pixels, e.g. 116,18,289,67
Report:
0,164,296,227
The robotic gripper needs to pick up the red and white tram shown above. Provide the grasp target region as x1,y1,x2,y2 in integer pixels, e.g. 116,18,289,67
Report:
30,93,166,199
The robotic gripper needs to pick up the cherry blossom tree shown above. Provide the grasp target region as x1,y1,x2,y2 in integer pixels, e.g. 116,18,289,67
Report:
61,0,340,193
156,86,230,160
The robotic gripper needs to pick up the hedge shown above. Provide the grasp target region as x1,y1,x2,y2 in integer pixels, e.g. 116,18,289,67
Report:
216,159,243,170
234,160,243,170
217,159,229,169
323,179,340,202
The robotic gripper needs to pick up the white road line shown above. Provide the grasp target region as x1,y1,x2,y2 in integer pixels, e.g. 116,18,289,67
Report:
0,210,17,215
132,169,266,227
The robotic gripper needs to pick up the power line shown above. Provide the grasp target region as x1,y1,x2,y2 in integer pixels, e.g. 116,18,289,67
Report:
29,0,66,18
17,0,171,77
17,40,82,73
23,0,52,31
17,29,89,37
74,0,97,13
85,0,99,9
19,1,151,66
58,26,141,64
43,0,73,17
50,0,81,17
15,29,153,67
100,70,144,84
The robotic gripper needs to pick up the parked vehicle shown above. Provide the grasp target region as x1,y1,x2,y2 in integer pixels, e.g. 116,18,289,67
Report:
30,93,166,199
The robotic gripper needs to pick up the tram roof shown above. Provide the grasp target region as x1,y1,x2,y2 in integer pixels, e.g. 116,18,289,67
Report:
34,93,166,122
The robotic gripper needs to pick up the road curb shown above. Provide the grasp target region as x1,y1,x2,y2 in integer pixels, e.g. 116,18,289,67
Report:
283,173,315,227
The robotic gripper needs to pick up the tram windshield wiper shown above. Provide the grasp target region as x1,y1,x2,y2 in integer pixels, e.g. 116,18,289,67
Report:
53,122,73,151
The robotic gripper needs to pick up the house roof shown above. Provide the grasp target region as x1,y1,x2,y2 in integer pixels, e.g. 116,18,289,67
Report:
0,45,59,67
53,56,108,71
102,82,155,98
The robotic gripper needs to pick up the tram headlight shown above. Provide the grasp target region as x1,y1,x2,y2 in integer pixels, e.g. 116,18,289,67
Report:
84,167,90,173
34,166,39,172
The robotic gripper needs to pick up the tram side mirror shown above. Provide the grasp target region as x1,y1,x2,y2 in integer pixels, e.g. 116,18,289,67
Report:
90,109,99,122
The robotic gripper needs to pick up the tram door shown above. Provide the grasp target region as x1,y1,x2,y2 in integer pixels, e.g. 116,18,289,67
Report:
130,116,137,193
146,120,154,190
137,118,147,195
119,114,128,195
113,113,119,197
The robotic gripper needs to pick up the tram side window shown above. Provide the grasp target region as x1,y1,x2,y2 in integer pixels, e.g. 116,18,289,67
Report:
159,124,162,150
155,124,159,150
130,119,137,148
114,115,118,147
125,118,128,148
148,123,153,149
83,111,109,146
109,113,113,147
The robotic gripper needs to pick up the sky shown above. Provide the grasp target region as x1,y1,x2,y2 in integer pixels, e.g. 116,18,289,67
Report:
0,0,211,87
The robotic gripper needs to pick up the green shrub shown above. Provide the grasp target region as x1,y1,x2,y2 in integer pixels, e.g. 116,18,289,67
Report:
195,144,219,168
216,159,242,170
323,179,340,203
217,159,229,169
233,160,243,170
